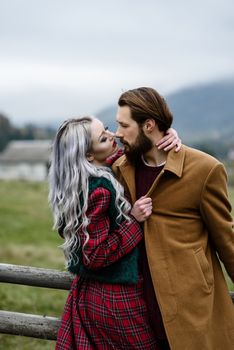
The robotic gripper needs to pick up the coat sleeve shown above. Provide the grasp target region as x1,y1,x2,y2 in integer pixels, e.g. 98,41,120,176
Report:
200,162,234,282
79,187,143,270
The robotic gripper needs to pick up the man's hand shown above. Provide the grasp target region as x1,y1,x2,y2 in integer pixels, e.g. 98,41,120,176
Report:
156,127,181,152
131,196,152,222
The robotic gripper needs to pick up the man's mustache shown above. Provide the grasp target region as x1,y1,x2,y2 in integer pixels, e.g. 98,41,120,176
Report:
119,138,129,146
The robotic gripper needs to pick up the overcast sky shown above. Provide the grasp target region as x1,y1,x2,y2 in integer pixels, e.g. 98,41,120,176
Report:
0,0,234,125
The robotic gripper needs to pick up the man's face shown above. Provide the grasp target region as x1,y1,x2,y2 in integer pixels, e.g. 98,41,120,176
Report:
116,105,153,164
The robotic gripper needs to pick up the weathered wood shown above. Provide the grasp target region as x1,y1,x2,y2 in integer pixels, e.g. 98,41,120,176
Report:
0,263,233,341
0,310,60,340
0,263,74,290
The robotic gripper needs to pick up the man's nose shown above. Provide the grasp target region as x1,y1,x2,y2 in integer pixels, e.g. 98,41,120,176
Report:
115,127,122,138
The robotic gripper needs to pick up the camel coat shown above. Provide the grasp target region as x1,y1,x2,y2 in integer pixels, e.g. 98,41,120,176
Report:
112,145,234,350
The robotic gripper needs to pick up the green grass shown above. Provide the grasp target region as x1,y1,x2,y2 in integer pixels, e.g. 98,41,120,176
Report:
0,181,233,349
0,181,67,349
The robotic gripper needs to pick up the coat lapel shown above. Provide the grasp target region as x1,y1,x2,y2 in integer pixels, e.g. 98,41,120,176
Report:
114,157,136,203
142,146,186,197
114,146,186,201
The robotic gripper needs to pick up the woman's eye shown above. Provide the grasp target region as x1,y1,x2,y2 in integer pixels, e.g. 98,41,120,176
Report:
101,137,107,142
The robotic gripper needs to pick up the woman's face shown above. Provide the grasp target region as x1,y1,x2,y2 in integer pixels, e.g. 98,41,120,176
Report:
88,118,118,166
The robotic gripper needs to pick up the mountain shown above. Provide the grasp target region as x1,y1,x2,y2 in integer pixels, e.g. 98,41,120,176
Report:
96,80,234,147
166,80,234,142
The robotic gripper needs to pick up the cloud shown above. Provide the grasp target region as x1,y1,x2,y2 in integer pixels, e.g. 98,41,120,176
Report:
0,0,234,124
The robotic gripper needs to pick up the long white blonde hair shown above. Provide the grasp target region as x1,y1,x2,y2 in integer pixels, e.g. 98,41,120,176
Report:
48,117,131,266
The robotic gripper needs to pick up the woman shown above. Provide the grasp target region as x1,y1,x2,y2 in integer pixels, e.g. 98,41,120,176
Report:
49,116,180,349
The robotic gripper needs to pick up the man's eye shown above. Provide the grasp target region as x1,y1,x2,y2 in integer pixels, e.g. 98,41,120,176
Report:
101,137,107,142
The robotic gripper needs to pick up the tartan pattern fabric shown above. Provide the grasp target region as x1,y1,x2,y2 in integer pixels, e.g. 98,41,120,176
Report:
79,187,142,270
68,180,140,284
56,275,159,349
105,148,124,166
56,185,159,349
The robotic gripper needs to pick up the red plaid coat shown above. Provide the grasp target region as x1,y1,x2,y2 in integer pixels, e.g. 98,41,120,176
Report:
56,185,159,349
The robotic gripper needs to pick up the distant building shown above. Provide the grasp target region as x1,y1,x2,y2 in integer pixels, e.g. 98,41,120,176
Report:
0,140,52,181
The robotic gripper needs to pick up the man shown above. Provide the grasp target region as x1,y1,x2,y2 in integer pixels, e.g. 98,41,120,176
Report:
112,87,234,350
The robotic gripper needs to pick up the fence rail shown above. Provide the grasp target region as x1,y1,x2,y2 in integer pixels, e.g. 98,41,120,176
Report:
0,310,60,340
0,263,233,341
0,263,73,290
0,263,74,340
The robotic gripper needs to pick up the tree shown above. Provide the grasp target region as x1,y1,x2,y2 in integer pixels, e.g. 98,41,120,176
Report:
0,114,13,152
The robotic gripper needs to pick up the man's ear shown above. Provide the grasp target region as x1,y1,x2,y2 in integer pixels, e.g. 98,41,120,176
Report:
143,119,155,133
86,152,94,162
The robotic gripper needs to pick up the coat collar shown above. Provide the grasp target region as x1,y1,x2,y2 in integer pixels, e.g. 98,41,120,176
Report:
114,145,186,201
115,145,186,176
164,145,186,178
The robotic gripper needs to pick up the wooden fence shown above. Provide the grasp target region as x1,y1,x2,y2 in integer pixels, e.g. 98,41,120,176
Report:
0,263,74,340
0,263,234,341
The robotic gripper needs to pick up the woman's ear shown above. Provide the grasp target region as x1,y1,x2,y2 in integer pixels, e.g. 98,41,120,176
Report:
86,152,94,162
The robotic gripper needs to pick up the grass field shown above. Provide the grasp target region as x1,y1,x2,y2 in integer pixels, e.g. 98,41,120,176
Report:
0,181,67,349
0,181,233,349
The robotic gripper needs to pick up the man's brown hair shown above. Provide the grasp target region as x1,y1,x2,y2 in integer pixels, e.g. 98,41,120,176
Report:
118,87,173,132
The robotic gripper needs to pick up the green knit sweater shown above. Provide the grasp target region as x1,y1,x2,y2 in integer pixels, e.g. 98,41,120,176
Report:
68,177,139,284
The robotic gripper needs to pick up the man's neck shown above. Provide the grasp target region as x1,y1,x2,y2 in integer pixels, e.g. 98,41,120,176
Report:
142,146,167,167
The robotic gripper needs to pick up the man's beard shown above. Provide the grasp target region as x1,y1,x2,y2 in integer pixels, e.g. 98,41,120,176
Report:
122,129,153,165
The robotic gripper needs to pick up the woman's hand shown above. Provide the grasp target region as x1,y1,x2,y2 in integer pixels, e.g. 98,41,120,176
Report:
131,196,152,222
156,128,181,152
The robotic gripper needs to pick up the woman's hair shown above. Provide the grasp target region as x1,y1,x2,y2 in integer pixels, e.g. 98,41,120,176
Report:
49,117,131,267
118,87,173,131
